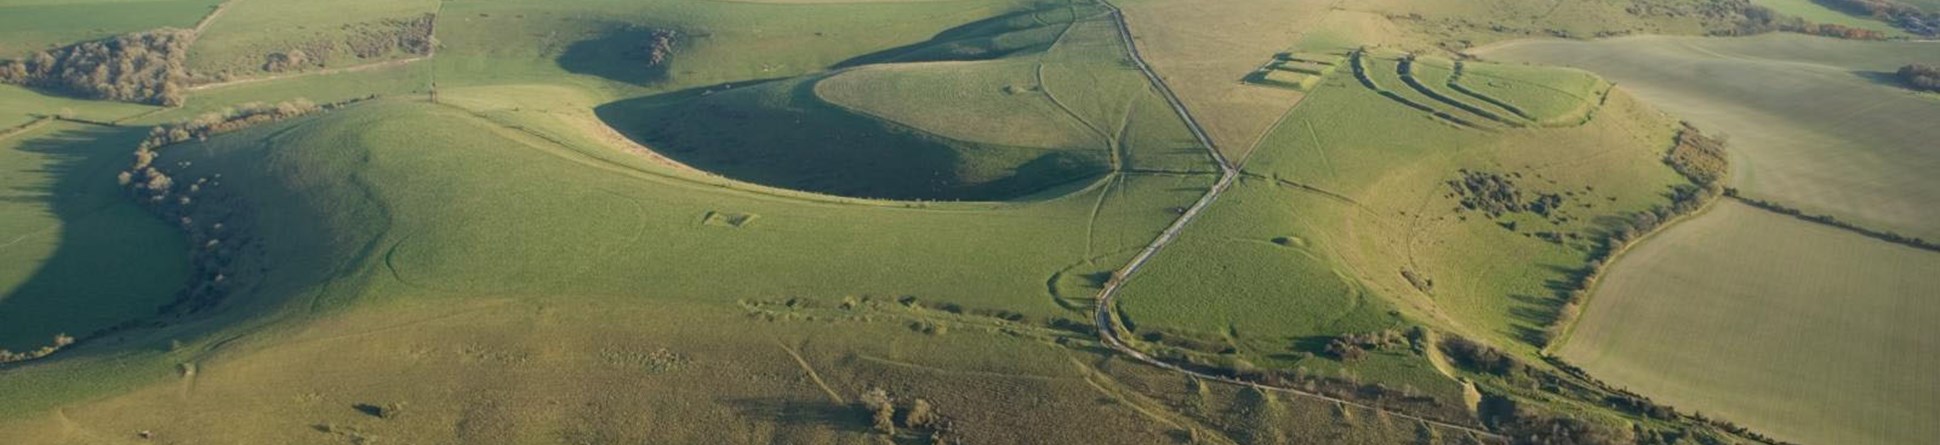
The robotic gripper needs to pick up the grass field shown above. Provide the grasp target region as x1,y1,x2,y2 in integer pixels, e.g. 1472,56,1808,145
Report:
0,0,219,58
1561,201,1940,445
1480,34,1940,241
0,122,187,352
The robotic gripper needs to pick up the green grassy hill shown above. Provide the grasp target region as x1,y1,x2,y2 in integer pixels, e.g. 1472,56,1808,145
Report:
0,0,1925,443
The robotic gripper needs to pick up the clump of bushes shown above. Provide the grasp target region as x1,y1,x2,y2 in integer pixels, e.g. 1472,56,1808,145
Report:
637,29,678,66
345,14,437,59
1447,170,1567,219
0,29,194,106
1324,329,1408,362
857,387,957,443
1898,64,1940,92
263,50,312,72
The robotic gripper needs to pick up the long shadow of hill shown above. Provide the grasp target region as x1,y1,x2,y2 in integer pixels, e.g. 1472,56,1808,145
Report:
0,124,187,352
558,24,677,86
592,77,1106,201
832,5,1082,68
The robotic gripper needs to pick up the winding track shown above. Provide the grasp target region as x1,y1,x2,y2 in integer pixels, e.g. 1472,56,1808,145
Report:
1089,2,1504,439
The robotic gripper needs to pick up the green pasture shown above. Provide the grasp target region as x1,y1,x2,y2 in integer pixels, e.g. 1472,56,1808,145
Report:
0,0,218,58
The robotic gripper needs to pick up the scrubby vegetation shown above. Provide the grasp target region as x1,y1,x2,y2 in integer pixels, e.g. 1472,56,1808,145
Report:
121,99,331,315
1898,63,1940,91
1816,0,1940,35
0,29,193,106
0,334,74,365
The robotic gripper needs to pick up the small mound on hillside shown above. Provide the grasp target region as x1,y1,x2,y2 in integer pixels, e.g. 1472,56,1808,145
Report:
597,76,1108,201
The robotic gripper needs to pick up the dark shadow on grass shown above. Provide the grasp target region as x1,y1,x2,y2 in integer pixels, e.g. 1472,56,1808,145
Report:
833,3,1088,68
556,24,677,86
0,124,187,352
726,397,871,433
591,76,1107,201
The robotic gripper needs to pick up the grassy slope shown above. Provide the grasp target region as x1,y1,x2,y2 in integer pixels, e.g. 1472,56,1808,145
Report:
0,122,187,352
1562,201,1940,445
1115,64,1685,370
818,59,1098,150
185,0,440,77
0,295,1477,443
0,0,219,58
1479,34,1940,240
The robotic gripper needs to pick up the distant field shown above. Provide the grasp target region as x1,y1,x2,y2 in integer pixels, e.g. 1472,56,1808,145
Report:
0,0,219,57
0,122,186,352
1750,0,1907,36
1561,201,1940,445
1481,34,1940,241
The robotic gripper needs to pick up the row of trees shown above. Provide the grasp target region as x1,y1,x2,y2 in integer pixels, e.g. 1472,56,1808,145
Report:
1898,64,1940,92
1725,189,1940,252
0,29,194,106
120,99,335,316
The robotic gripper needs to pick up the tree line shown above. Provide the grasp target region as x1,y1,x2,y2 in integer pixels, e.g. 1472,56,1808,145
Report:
1899,64,1940,92
0,29,194,106
1724,189,1940,253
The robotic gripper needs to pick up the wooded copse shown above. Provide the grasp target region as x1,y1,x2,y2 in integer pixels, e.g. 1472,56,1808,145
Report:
1899,64,1940,92
0,29,194,106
